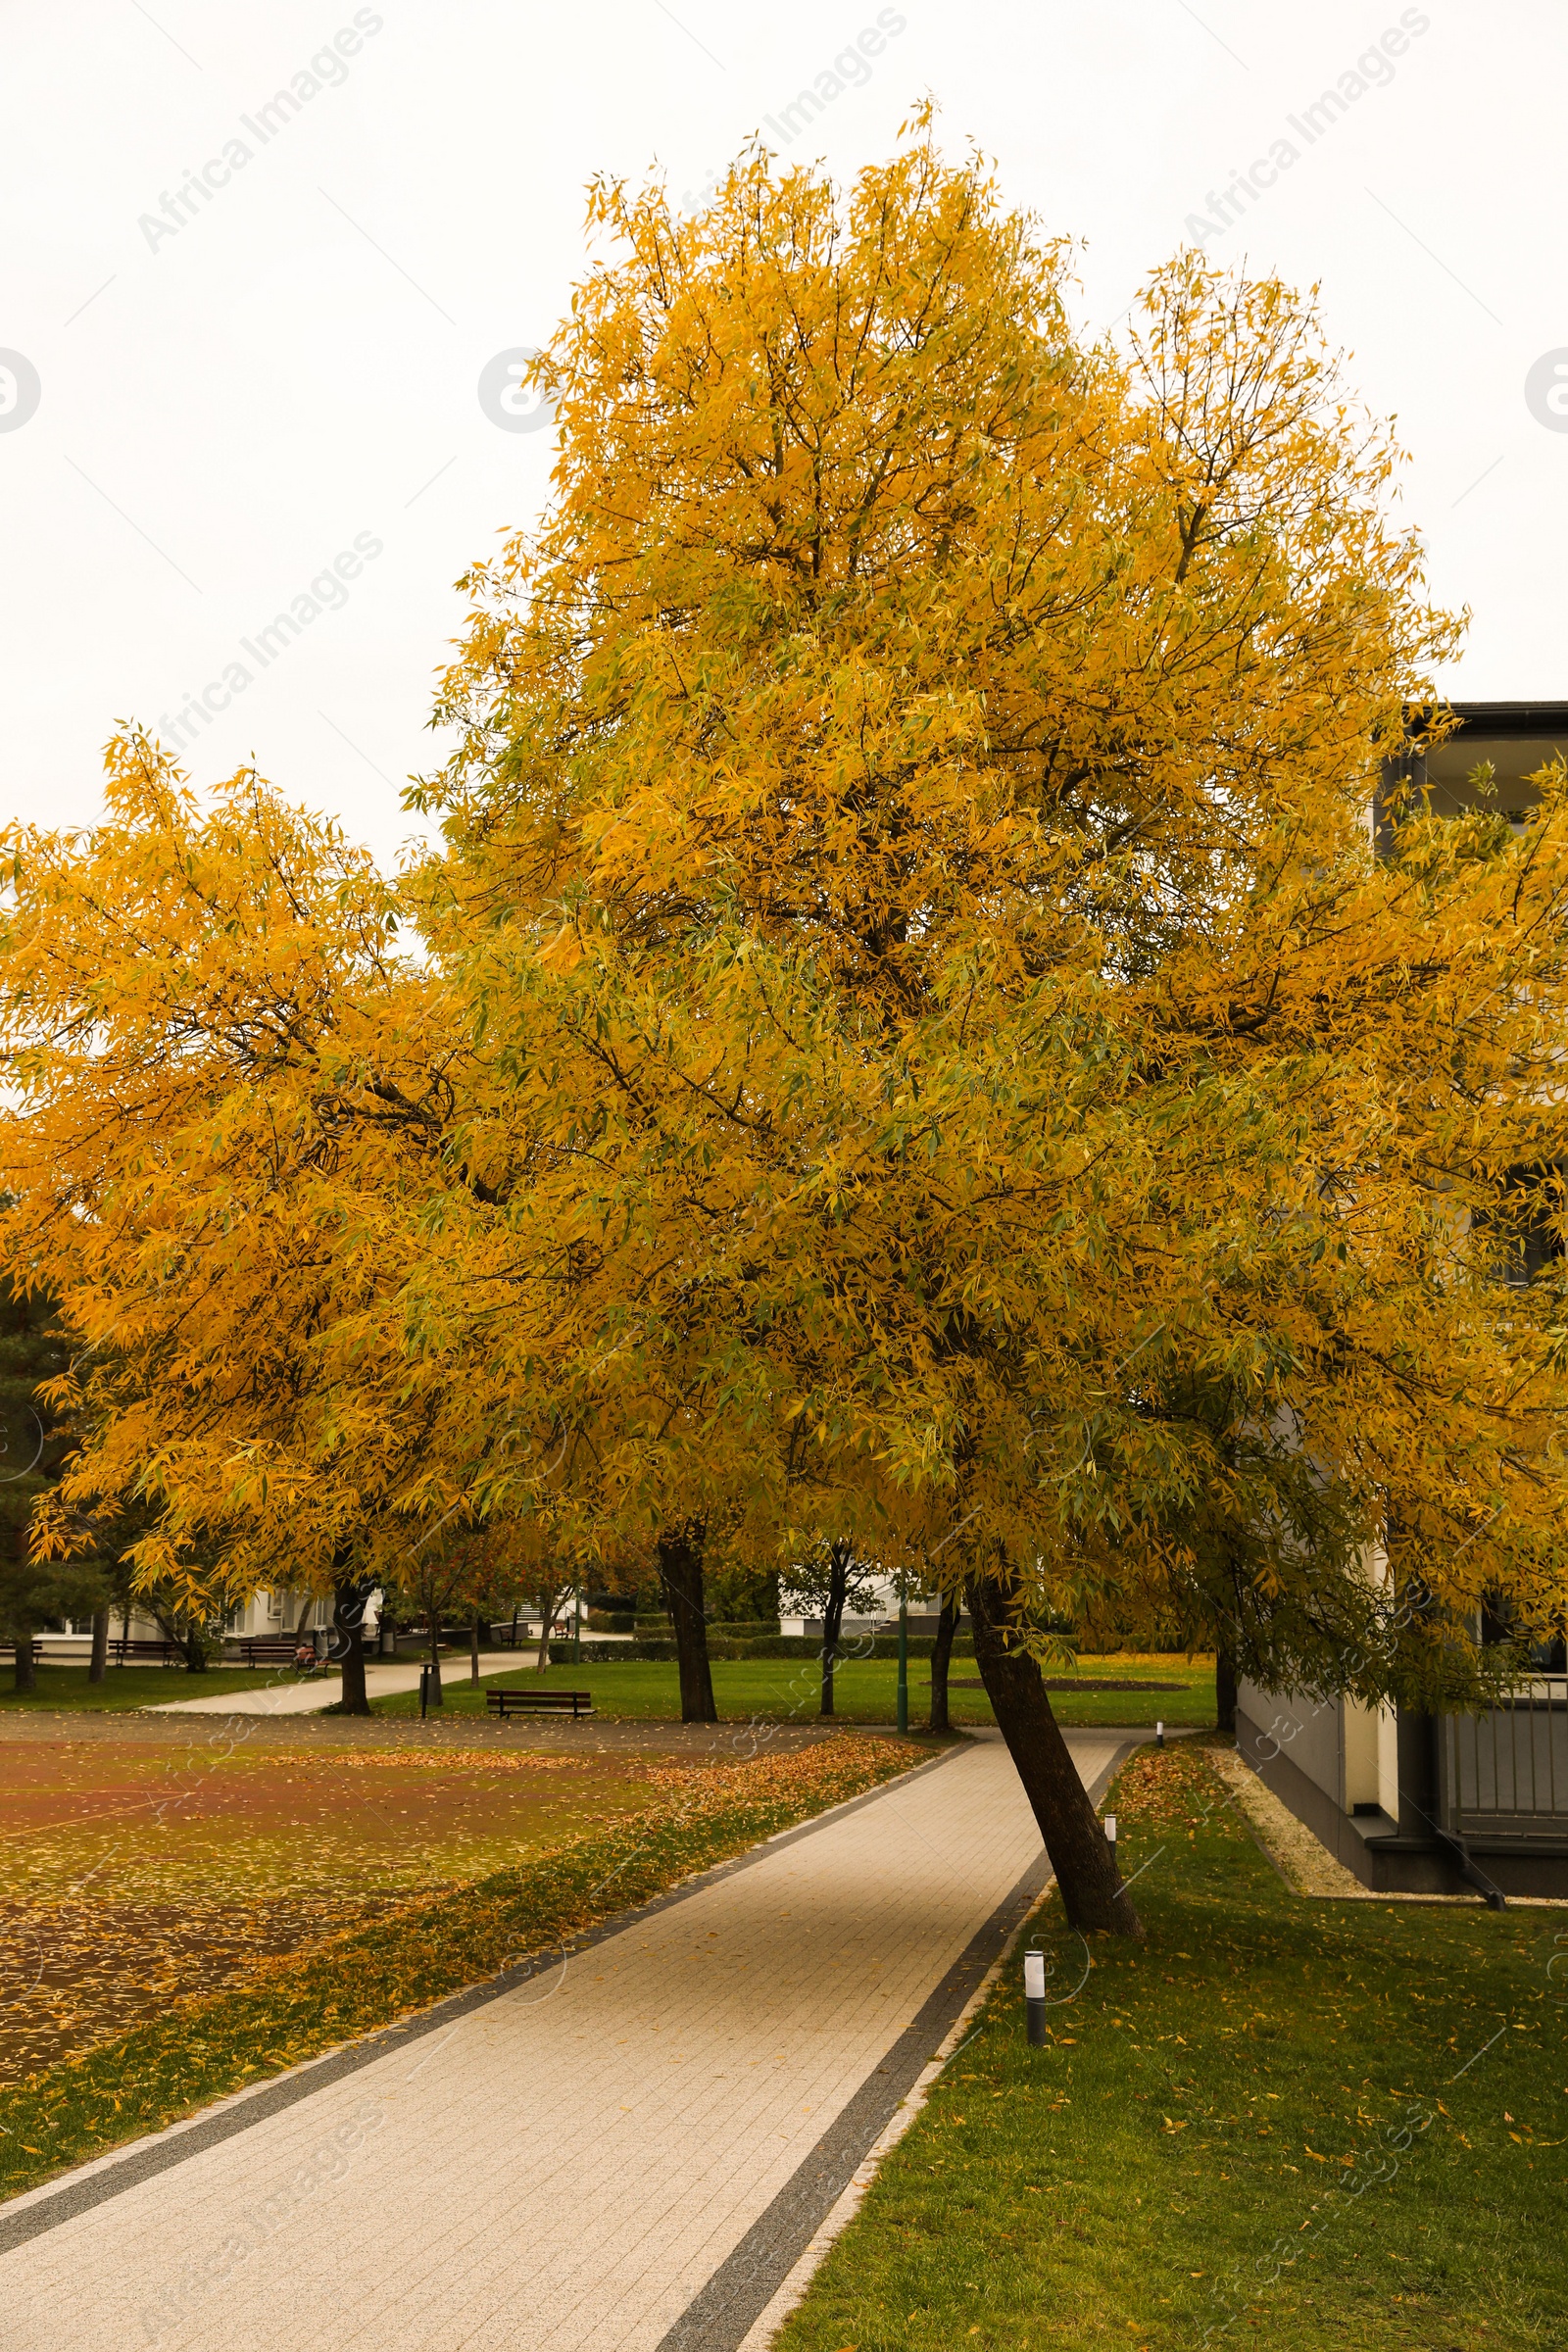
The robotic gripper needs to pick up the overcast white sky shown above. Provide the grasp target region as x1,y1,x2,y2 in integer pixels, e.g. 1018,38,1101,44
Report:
4,0,1565,869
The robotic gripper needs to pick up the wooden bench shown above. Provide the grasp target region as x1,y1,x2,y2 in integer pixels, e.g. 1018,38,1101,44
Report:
486,1687,594,1719
2,1637,185,1667
226,1637,317,1668
107,1638,183,1666
2,1639,189,1667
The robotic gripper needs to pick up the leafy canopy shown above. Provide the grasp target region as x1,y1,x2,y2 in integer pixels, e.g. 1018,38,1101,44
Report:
3,131,1566,1709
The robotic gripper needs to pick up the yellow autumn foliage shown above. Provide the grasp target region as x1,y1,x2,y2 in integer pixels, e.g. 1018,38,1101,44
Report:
1,130,1565,1712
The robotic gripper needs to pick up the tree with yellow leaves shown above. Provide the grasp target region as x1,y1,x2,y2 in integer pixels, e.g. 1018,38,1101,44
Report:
404,127,1568,1931
6,129,1567,1937
0,735,471,1712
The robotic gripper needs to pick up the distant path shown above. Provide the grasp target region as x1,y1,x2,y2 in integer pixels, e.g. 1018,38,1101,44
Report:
142,1652,524,1715
0,1729,1133,2351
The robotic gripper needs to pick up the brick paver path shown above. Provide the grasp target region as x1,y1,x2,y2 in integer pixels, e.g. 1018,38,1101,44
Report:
0,1728,1125,2351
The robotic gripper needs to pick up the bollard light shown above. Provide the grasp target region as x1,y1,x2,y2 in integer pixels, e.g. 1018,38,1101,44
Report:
1103,1812,1117,1858
1024,1946,1047,2046
1155,1719,1165,1749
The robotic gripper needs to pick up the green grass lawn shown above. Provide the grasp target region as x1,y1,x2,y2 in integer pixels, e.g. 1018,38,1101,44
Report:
0,1733,913,2201
776,1742,1567,2351
373,1653,1216,1730
0,1663,296,1711
0,1725,680,2080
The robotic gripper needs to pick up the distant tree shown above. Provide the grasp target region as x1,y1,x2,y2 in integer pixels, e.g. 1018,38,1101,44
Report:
382,1528,480,1708
0,751,470,1719
788,1538,882,1717
707,1561,782,1628
0,1273,103,1690
928,1592,961,1735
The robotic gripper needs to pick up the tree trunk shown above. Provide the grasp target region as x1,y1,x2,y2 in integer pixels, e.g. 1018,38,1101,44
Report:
535,1589,558,1673
88,1606,110,1685
334,1579,370,1716
967,1569,1142,1937
1215,1633,1238,1737
819,1544,853,1717
183,1624,208,1671
426,1613,444,1706
469,1614,480,1684
658,1527,716,1723
929,1591,959,1733
13,1631,35,1692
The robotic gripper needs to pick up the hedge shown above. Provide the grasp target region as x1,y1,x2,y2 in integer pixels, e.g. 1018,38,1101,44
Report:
548,1634,978,1665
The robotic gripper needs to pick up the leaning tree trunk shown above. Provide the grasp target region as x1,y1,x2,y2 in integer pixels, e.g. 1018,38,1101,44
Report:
13,1630,35,1692
88,1606,110,1685
333,1577,371,1716
658,1527,716,1724
929,1591,959,1733
967,1569,1142,1937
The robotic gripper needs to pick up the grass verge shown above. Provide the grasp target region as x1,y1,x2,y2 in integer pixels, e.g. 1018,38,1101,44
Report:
0,1731,916,2204
775,1741,1566,2351
375,1655,1216,1731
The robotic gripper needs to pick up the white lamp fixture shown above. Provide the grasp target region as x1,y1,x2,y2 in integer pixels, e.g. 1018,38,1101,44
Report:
1023,1946,1047,2046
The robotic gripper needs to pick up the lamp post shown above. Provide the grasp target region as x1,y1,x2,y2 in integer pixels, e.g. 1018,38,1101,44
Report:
1024,1946,1047,2046
897,1592,908,1735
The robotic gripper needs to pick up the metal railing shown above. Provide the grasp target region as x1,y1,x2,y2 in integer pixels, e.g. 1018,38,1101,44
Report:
1442,1680,1568,1843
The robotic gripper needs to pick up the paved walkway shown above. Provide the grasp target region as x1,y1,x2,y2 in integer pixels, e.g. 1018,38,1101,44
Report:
0,1730,1129,2352
142,1653,524,1715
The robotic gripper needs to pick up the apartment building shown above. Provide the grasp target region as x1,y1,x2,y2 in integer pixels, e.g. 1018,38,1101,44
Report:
1237,703,1568,1900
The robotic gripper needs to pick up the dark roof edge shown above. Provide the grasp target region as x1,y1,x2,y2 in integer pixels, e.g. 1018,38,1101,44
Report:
1422,701,1568,737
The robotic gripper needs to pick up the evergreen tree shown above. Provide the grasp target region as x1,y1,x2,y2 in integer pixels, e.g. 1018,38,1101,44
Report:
0,1277,103,1690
